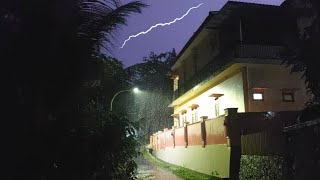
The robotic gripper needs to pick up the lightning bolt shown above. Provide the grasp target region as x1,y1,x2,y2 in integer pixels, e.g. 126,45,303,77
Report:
120,3,204,49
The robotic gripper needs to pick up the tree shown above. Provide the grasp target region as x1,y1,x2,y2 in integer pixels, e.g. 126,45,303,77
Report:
281,0,320,121
126,49,177,143
0,0,146,179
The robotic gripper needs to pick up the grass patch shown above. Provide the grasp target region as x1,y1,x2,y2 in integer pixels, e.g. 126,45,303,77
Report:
143,150,222,180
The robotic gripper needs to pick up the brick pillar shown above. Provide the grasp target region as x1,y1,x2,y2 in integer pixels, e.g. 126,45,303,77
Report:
172,126,175,148
201,117,207,147
184,122,189,148
156,133,159,150
224,108,241,180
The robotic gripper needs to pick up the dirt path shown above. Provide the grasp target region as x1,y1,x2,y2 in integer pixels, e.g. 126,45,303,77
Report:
135,156,182,180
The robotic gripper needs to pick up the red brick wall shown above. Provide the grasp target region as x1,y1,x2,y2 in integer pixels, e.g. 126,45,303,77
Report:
175,127,185,147
187,122,202,146
205,116,228,145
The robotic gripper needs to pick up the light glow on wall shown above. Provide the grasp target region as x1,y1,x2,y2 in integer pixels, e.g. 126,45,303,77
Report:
174,71,245,126
253,93,263,100
193,85,200,90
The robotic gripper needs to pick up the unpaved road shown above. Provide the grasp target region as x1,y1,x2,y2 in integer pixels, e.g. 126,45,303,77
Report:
135,156,182,180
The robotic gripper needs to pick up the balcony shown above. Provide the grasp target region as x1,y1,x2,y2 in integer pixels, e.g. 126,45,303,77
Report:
236,44,284,59
173,43,284,100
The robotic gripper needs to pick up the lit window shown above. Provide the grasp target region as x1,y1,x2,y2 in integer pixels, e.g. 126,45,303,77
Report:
179,114,184,127
215,102,220,116
283,92,295,102
173,76,179,91
253,93,263,100
183,114,187,123
192,110,198,123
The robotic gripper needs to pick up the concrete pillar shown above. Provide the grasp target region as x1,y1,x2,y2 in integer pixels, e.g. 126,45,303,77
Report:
224,108,241,180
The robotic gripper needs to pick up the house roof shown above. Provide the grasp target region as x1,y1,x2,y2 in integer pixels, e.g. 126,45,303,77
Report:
171,1,281,71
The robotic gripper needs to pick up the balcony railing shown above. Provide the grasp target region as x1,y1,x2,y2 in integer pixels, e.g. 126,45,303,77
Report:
236,44,283,59
173,43,284,100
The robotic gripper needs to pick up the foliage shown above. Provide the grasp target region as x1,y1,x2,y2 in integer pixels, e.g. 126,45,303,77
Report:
0,0,146,179
144,150,221,180
239,155,286,180
125,50,177,143
84,100,141,179
281,0,320,105
127,50,176,90
281,38,320,105
93,53,130,109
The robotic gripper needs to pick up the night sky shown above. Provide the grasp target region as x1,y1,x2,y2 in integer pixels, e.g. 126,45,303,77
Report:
111,0,284,67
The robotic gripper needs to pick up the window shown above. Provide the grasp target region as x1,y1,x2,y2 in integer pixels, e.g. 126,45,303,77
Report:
171,114,180,127
253,92,264,100
215,102,220,116
189,104,199,123
179,114,184,127
173,76,179,91
175,118,178,127
192,110,198,123
180,109,187,126
182,114,187,124
283,92,295,102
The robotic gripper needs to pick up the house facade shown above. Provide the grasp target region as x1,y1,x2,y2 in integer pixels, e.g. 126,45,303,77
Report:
170,1,309,127
149,1,312,179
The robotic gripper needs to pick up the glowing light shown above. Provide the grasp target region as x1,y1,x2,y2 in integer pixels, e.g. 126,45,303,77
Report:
193,85,200,90
253,93,263,100
133,87,140,93
120,3,204,49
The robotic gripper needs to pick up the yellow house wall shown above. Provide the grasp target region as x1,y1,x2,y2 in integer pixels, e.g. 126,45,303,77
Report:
246,64,310,112
175,71,245,124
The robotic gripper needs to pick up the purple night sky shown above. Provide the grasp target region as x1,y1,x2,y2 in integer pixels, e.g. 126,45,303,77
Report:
111,0,284,67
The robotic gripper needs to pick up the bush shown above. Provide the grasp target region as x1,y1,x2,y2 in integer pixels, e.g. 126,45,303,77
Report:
239,155,286,180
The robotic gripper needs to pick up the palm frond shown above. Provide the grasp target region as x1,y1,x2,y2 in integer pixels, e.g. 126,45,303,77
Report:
78,0,147,52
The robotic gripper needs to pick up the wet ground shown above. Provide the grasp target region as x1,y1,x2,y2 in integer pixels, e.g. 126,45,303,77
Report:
135,156,182,180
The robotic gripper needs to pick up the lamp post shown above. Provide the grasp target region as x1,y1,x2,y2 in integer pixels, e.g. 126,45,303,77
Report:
110,87,139,111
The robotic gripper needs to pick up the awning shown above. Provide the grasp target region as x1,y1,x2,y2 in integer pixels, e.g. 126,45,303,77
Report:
170,74,179,80
209,93,224,100
188,104,199,110
180,109,187,114
171,113,179,118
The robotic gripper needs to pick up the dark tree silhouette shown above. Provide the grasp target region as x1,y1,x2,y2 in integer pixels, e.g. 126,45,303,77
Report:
0,0,146,179
281,0,320,121
125,49,177,143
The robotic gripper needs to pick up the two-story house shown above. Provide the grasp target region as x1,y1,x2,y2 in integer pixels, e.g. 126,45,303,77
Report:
170,1,310,127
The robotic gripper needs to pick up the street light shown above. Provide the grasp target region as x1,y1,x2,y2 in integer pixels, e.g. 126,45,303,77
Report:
133,87,139,93
110,87,140,112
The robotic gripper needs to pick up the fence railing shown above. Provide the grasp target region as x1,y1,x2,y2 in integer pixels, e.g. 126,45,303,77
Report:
150,108,304,179
150,115,227,150
150,110,299,154
237,111,299,156
235,44,283,59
